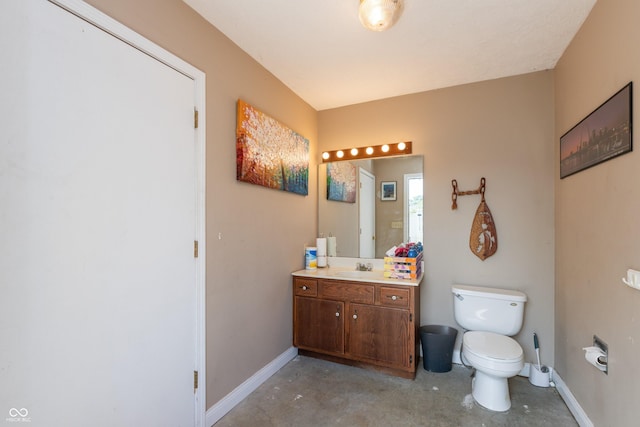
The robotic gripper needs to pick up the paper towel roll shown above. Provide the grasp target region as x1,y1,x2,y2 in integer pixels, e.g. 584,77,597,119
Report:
583,346,607,371
316,238,327,256
327,236,337,257
305,247,317,270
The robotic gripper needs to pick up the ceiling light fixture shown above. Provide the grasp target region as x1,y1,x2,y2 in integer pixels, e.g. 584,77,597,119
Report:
322,141,412,162
359,0,404,32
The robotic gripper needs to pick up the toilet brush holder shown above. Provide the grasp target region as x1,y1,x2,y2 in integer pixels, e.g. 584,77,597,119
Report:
529,365,550,388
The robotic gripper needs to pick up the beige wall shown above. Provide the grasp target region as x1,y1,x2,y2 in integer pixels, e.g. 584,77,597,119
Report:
555,0,640,424
86,0,318,408
319,72,556,365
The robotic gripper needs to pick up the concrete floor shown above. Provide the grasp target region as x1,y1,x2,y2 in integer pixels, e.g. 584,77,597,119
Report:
214,355,578,427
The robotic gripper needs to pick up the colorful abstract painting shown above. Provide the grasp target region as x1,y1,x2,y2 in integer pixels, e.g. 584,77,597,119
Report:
327,162,356,203
236,99,309,195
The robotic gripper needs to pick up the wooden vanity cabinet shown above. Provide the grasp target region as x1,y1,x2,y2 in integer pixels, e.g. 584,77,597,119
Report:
293,276,420,379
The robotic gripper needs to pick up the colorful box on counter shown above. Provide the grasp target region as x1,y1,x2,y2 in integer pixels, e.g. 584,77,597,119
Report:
383,252,423,279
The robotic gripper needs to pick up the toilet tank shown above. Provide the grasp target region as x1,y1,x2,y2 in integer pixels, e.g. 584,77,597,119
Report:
452,284,527,336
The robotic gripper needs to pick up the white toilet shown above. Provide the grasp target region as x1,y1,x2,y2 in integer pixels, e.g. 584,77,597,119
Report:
451,284,527,412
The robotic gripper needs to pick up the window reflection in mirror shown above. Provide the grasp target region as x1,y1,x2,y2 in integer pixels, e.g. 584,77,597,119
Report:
405,173,424,245
318,155,423,259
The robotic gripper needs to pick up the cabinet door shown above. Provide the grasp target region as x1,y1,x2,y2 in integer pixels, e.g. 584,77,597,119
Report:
349,304,410,368
294,297,344,354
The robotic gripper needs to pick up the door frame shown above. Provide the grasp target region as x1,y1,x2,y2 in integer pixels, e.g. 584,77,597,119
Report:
50,0,207,424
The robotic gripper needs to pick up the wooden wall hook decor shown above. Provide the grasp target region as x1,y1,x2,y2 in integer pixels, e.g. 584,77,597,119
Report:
451,177,486,210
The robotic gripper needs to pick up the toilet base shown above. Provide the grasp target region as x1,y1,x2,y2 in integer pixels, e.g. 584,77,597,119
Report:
471,370,512,412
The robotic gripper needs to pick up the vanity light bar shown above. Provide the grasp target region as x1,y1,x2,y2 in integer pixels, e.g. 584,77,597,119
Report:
321,141,412,162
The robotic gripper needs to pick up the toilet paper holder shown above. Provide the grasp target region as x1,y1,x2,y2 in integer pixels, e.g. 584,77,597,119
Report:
583,335,608,375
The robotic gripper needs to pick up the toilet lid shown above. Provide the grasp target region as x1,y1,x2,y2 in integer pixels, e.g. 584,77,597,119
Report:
464,331,523,361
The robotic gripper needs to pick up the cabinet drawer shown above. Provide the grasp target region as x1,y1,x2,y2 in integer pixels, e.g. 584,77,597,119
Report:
294,278,318,296
319,281,374,304
379,287,410,308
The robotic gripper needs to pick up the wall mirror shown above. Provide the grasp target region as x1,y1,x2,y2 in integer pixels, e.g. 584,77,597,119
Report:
318,155,423,259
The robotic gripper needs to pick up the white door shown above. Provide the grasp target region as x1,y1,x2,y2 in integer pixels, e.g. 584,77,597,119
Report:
0,1,204,426
359,169,375,258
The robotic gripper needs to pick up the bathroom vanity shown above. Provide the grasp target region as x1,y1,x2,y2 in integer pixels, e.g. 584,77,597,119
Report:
292,266,422,379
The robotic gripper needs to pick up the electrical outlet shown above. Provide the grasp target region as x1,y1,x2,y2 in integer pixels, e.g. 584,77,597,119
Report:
593,335,608,375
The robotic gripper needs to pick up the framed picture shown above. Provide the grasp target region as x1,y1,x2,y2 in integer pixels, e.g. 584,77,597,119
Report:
326,162,356,203
560,82,632,179
381,181,397,201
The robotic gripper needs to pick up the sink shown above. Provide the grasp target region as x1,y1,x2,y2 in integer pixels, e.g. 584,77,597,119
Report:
333,270,382,279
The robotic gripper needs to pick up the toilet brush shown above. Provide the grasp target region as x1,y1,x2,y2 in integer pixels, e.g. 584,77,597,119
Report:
533,332,541,370
530,332,550,387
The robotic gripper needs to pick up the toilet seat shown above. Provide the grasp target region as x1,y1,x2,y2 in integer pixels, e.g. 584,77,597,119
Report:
463,331,523,375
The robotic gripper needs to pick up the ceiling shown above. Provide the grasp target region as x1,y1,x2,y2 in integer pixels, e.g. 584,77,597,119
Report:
183,0,597,111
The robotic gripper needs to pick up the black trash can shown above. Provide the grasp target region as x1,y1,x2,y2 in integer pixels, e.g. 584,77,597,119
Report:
419,325,458,372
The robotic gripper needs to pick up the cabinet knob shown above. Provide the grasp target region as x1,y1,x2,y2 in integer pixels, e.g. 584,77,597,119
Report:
335,312,340,317
392,295,397,301
352,314,358,320
302,285,308,291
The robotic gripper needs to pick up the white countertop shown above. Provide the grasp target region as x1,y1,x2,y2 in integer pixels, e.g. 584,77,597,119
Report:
292,257,423,287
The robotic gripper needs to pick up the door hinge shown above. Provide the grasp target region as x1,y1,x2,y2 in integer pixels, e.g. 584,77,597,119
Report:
194,370,198,393
194,240,199,258
409,355,413,364
409,313,413,322
194,108,199,129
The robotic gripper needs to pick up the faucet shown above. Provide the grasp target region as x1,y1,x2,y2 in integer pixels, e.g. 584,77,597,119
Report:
356,262,373,271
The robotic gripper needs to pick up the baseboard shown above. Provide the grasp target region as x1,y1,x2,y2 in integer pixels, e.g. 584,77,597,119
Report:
453,348,462,365
205,346,298,426
553,371,593,427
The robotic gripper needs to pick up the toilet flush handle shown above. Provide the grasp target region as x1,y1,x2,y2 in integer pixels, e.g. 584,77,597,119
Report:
455,293,464,301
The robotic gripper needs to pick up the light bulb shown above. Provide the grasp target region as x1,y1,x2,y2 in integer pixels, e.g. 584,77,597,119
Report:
381,144,390,153
366,147,374,155
322,152,330,160
336,150,344,158
398,142,406,150
351,148,359,156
